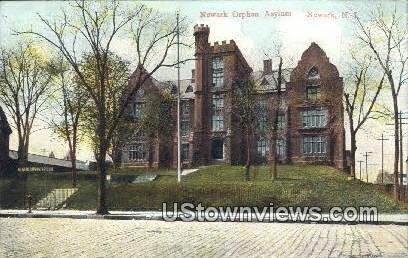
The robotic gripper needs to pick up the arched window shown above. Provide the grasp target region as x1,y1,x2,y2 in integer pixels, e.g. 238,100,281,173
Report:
308,67,320,79
185,85,193,93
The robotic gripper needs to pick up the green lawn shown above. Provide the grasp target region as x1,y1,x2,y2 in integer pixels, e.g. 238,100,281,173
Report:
62,165,407,213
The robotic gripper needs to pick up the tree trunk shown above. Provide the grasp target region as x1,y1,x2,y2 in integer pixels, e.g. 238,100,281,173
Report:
17,139,28,165
96,106,109,215
271,131,277,180
392,94,399,200
96,146,108,215
245,131,251,181
350,131,357,178
70,149,77,188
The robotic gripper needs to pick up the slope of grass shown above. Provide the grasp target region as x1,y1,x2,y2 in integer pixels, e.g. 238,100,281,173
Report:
64,165,407,213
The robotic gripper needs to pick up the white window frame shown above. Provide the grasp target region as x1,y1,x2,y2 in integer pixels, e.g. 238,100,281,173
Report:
257,137,270,158
302,136,327,155
301,108,328,128
128,143,147,161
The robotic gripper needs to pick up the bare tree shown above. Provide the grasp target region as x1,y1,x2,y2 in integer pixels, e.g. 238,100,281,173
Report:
0,42,54,165
354,6,408,199
234,79,258,180
16,0,187,214
344,53,385,178
51,57,88,187
262,42,293,180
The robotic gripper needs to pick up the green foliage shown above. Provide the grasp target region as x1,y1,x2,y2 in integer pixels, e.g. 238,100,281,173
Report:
79,51,130,148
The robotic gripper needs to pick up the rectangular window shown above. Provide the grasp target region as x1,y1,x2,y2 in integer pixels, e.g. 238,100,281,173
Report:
302,136,327,155
257,138,270,158
181,144,189,161
279,95,285,110
276,138,286,158
306,86,321,101
256,100,268,132
301,108,328,128
277,114,286,129
181,101,190,117
133,102,145,119
212,95,224,131
135,130,145,139
181,120,190,136
212,57,224,88
128,144,147,161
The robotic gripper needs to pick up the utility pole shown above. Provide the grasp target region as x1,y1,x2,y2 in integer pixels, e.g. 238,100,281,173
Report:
398,111,407,198
176,11,181,183
376,133,389,184
358,160,364,181
387,111,407,198
361,152,372,183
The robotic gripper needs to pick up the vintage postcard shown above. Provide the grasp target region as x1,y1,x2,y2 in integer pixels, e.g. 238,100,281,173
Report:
0,0,407,257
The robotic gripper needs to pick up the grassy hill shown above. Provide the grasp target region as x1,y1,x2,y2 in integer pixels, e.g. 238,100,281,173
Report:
63,165,406,213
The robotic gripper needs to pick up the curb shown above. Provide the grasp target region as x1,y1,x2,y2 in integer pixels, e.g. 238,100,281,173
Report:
1,212,407,225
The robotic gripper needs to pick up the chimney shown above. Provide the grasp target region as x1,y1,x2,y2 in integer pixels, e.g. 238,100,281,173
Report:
191,69,195,83
263,59,272,75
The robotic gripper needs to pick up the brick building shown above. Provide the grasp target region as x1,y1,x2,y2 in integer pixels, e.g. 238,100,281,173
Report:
0,106,12,174
121,25,345,170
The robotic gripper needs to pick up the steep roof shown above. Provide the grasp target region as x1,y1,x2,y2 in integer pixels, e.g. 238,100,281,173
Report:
0,106,12,135
252,69,292,92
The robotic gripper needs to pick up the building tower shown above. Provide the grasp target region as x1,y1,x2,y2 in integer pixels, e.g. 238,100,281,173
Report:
192,24,210,165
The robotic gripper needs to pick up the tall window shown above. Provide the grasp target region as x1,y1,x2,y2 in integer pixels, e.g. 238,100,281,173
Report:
133,102,144,119
212,57,224,88
256,100,268,132
128,144,147,161
279,95,286,110
212,95,224,131
257,137,270,158
277,114,286,129
181,101,190,116
306,86,321,101
276,138,286,158
301,108,328,128
302,136,327,155
308,67,320,79
181,144,189,161
181,120,190,136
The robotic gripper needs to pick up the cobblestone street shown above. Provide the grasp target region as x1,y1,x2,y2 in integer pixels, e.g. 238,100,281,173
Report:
0,218,407,257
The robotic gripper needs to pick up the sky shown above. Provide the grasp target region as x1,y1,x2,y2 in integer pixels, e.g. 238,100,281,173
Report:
0,0,407,182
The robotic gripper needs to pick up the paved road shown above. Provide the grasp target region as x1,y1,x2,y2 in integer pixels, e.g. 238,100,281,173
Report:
0,218,407,257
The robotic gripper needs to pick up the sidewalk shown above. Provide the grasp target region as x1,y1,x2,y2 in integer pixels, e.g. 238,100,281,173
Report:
1,209,407,225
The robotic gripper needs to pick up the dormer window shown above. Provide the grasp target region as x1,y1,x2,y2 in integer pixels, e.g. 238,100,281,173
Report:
185,85,193,93
308,67,320,79
260,78,269,86
171,85,177,95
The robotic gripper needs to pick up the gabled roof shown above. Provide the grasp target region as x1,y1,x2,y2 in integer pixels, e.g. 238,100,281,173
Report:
153,79,195,100
252,68,292,92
